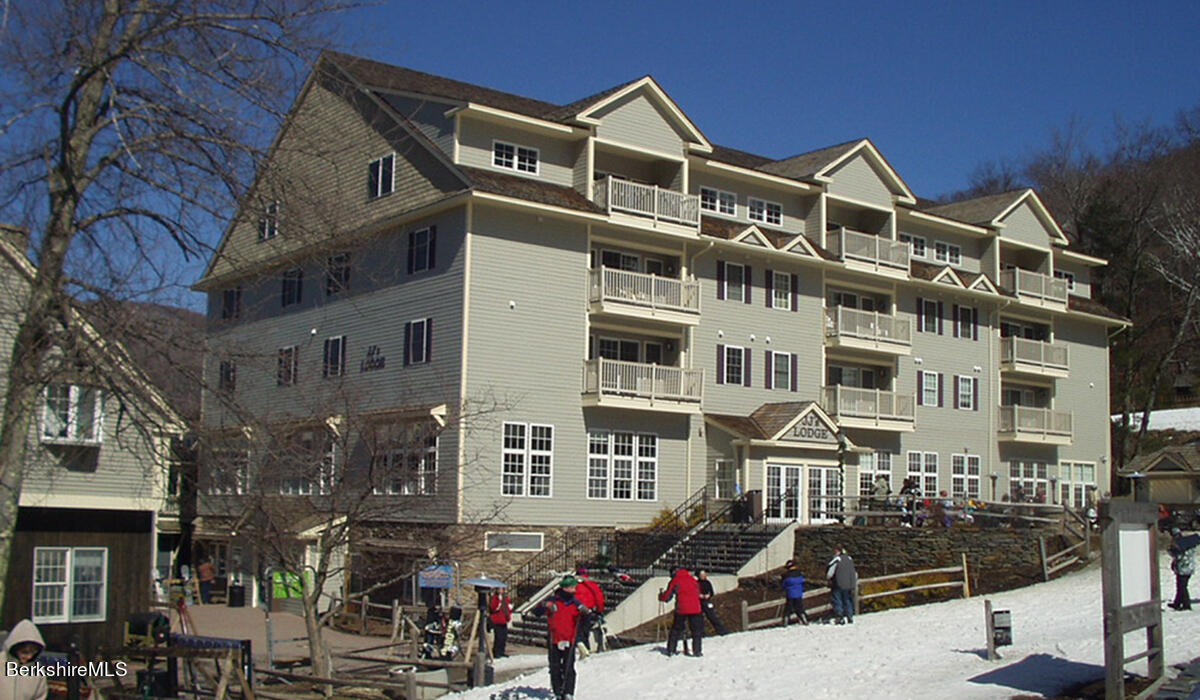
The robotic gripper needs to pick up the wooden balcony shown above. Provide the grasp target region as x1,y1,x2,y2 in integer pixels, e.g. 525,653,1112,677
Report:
583,358,703,413
587,267,700,326
999,269,1068,307
820,386,915,432
1000,337,1069,379
998,406,1073,445
825,227,909,278
824,307,912,356
593,176,700,229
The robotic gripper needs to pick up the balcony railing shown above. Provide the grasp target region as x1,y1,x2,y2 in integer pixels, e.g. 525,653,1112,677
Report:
583,358,703,404
588,267,701,315
998,406,1073,440
593,176,700,228
1000,337,1069,372
825,307,912,347
821,386,915,423
825,227,909,272
999,269,1068,304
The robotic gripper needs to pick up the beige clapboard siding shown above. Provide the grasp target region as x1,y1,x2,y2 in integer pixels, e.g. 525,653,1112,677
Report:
593,91,686,156
1051,316,1112,483
381,93,457,158
826,153,895,208
456,116,577,187
1054,259,1093,299
689,169,812,233
998,202,1055,251
206,74,464,283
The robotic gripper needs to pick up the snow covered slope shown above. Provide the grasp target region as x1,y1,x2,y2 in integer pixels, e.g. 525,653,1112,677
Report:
458,557,1200,699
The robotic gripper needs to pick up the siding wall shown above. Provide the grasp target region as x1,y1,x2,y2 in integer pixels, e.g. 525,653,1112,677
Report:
457,116,577,187
689,169,812,234
1052,317,1113,486
1053,259,1093,298
998,203,1055,253
593,91,686,155
825,154,894,208
380,93,457,157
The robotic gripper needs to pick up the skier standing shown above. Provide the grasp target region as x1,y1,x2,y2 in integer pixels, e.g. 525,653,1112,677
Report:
659,567,704,656
827,546,858,624
573,567,606,654
696,569,727,635
535,576,589,700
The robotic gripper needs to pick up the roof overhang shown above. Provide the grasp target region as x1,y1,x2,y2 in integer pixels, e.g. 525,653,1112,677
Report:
897,208,992,237
574,77,713,152
454,102,586,137
812,139,917,205
1055,247,1108,267
994,190,1070,245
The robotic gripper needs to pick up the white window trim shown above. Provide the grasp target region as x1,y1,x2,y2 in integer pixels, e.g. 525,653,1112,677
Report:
492,140,540,175
277,345,299,386
951,454,981,499
899,233,926,258
408,318,429,364
372,437,437,496
323,335,346,378
957,375,974,410
699,186,737,216
921,299,939,333
257,201,278,241
1054,269,1077,291
368,153,396,199
207,448,249,496
501,422,553,498
410,227,434,273
41,385,104,445
921,370,939,406
748,197,783,225
484,531,544,552
281,267,303,307
714,458,736,500
771,351,793,391
32,547,108,624
724,345,746,385
724,262,745,302
587,431,657,501
772,271,791,310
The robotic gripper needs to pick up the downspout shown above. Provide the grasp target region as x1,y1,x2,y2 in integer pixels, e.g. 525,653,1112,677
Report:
991,298,1012,494
687,240,716,499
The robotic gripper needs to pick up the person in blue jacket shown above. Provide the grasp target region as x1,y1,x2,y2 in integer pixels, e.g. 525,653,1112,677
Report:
780,560,808,626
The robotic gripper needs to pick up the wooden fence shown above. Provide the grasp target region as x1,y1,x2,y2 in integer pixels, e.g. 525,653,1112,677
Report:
740,554,970,631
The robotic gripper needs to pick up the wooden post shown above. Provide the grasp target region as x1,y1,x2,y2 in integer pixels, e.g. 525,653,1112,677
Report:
391,599,401,645
740,600,749,632
961,553,971,598
360,595,370,635
985,599,997,661
1038,537,1049,582
405,669,418,700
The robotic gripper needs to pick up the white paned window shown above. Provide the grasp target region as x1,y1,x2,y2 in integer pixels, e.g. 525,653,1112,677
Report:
935,241,961,265
587,433,610,499
951,454,981,499
208,446,249,495
725,262,745,302
700,187,737,215
588,431,660,502
33,547,107,623
368,154,395,198
373,434,438,496
906,451,924,493
714,459,736,500
772,351,792,391
41,385,103,444
773,271,791,310
748,197,782,225
899,233,926,258
1054,270,1076,291
613,432,634,500
957,375,974,410
921,299,939,333
257,202,278,241
280,430,338,496
493,141,538,174
1059,461,1096,508
725,346,745,385
1009,460,1049,501
922,371,939,407
502,423,552,497
637,434,658,501
323,335,346,378
922,452,939,495
860,451,893,497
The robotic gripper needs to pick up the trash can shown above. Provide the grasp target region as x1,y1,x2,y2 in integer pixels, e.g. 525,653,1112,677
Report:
227,584,246,608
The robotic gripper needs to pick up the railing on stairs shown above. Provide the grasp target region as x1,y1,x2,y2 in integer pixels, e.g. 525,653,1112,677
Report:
651,489,792,573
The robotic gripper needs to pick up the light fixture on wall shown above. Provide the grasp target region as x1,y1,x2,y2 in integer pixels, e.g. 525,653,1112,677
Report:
750,334,756,342
914,357,923,365
718,330,724,338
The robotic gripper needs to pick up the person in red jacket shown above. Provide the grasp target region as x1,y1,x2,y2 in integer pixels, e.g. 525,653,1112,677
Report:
488,586,513,658
658,567,704,657
535,576,589,700
573,567,605,654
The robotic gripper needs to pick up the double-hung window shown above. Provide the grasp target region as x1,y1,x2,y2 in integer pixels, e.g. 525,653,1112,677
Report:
934,241,962,266
771,271,791,310
373,434,438,496
326,254,350,296
714,459,737,500
587,431,657,501
404,318,432,365
951,454,981,499
277,345,299,386
723,262,745,302
956,375,977,410
257,202,278,241
280,430,337,496
368,154,395,198
208,446,249,495
493,141,539,174
502,423,553,497
218,361,237,393
41,385,103,444
220,287,242,320
1009,460,1049,500
906,451,938,495
919,370,941,407
407,227,436,273
33,547,108,624
281,268,303,307
699,187,736,216
748,197,782,225
719,345,749,386
768,350,795,391
899,233,926,258
919,298,940,333
323,335,346,378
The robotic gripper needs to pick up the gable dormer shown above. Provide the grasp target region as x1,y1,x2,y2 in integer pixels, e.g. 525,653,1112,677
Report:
566,77,711,157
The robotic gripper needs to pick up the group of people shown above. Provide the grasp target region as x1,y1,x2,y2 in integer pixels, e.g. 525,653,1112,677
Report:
780,546,859,626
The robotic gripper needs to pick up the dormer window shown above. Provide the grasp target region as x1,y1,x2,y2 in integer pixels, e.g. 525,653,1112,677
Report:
899,233,926,258
41,385,102,444
748,198,782,226
368,154,395,199
700,187,736,216
935,241,962,266
257,202,278,241
493,141,538,174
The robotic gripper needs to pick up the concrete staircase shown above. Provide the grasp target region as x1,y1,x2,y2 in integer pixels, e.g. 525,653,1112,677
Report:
653,523,791,574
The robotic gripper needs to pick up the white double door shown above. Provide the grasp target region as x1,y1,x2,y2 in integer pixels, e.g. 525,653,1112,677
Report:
766,463,842,525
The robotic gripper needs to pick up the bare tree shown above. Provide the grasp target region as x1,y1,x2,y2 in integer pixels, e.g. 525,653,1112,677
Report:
0,1,353,612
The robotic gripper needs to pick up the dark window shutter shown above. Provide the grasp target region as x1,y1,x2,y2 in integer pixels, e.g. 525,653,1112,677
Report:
404,322,412,366
764,350,773,389
744,349,752,387
937,301,944,335
937,373,944,407
916,297,925,332
406,232,416,274
972,307,979,341
917,370,924,406
952,305,960,338
973,377,980,411
368,160,378,199
425,317,433,362
765,269,774,308
744,265,752,305
428,226,438,270
716,345,725,384
790,354,798,392
323,339,331,378
716,261,726,300
953,375,960,408
791,274,799,312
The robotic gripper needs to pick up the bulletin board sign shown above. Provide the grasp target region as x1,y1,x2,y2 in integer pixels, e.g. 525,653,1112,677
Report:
1100,501,1164,699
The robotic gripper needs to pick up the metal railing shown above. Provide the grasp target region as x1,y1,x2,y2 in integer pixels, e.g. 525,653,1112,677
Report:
998,405,1073,438
583,358,704,403
825,227,909,271
825,307,912,347
593,176,700,227
1000,336,1068,370
588,267,700,314
821,386,915,422
999,268,1068,304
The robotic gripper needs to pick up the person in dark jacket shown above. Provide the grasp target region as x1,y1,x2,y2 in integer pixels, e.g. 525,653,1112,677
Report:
696,569,727,635
535,576,589,700
780,560,808,626
573,567,605,653
659,567,704,656
827,546,858,624
1168,528,1199,611
488,586,512,658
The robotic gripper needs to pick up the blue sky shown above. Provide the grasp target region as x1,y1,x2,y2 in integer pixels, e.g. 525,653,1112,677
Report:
336,0,1200,198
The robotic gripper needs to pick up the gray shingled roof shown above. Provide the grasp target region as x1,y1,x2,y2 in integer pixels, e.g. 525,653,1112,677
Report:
758,140,864,179
923,190,1028,225
543,76,647,122
706,402,818,440
460,167,601,213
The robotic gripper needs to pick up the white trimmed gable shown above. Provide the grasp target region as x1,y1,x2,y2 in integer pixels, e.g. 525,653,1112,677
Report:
580,79,711,154
995,191,1070,248
818,140,916,205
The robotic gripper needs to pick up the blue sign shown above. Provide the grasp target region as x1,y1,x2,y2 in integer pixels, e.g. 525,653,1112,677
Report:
418,565,454,589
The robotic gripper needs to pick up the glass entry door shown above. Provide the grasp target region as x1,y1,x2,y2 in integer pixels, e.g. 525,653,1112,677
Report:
808,466,843,524
766,464,803,523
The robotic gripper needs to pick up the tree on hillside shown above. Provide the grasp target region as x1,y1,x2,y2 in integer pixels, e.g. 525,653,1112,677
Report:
0,0,351,615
